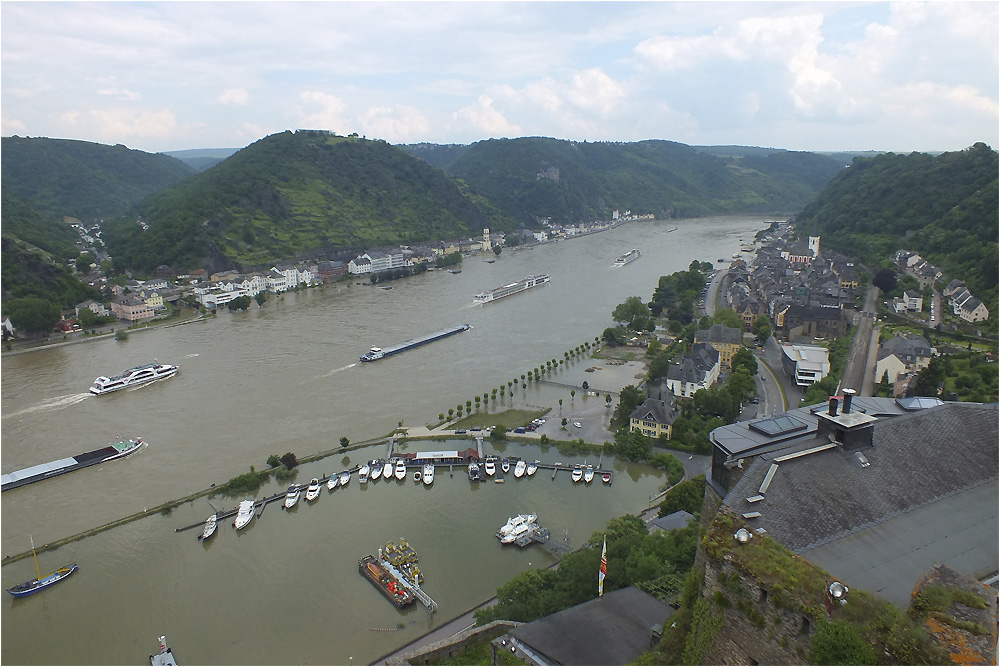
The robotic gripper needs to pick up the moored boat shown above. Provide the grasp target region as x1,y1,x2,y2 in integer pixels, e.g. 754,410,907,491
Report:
327,474,339,491
284,485,301,508
340,470,350,487
527,460,538,476
584,465,595,483
571,465,583,483
234,500,255,529
5,536,78,598
305,478,321,502
199,514,217,540
514,459,526,478
422,463,434,485
468,462,481,481
149,635,177,666
602,472,612,484
501,458,510,473
359,461,371,483
90,361,179,395
484,457,496,476
358,555,415,608
382,460,393,480
394,459,406,480
496,513,537,540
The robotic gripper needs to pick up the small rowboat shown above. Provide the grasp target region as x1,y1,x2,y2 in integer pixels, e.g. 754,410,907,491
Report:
602,472,612,484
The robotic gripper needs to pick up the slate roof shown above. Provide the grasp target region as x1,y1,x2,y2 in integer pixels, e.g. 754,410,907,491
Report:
629,397,679,427
666,343,718,383
694,323,741,346
722,402,998,605
509,586,674,665
650,510,694,533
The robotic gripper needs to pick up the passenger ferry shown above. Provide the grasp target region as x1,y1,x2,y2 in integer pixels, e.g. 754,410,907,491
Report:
90,362,179,395
614,249,640,266
473,275,549,304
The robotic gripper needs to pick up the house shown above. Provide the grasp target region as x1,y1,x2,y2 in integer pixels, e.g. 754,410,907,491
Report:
348,255,373,274
782,303,848,340
942,279,967,298
666,343,720,398
628,397,679,439
779,343,830,386
496,587,674,666
959,297,989,323
110,296,154,321
140,290,165,311
75,300,111,318
903,290,923,312
693,323,742,368
316,260,347,282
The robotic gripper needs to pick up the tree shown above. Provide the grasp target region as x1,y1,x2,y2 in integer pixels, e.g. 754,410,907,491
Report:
612,385,645,426
227,295,252,311
751,316,771,342
255,291,268,307
339,436,350,448
493,244,502,256
657,475,706,517
612,296,652,330
75,251,95,272
873,268,898,292
731,348,758,376
280,452,298,469
6,297,61,335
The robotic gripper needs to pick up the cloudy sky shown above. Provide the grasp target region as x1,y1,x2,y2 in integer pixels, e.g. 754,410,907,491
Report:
2,1,997,154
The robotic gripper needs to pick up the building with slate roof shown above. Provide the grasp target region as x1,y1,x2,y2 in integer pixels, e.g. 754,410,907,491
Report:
650,510,695,533
666,343,720,397
709,397,998,607
629,397,679,439
694,323,742,367
498,586,673,665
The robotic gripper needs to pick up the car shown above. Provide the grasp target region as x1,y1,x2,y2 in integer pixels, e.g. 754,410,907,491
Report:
760,375,766,381
455,429,466,434
514,427,526,434
526,425,536,431
750,398,759,404
470,427,481,431
573,422,582,428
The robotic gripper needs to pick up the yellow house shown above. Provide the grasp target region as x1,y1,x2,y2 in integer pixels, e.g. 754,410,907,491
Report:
628,397,678,440
142,291,164,311
694,323,742,368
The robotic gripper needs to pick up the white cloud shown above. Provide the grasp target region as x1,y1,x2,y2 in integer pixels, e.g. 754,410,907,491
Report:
295,91,348,132
2,114,28,134
217,88,249,106
359,106,430,143
566,69,626,117
90,108,178,140
452,96,521,138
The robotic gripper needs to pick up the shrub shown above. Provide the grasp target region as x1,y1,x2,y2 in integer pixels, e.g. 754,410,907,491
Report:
279,452,298,469
809,620,877,665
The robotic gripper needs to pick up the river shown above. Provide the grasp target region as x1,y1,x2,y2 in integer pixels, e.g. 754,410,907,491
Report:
1,215,766,664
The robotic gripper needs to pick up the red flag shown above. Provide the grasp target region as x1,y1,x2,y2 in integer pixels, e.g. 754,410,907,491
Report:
599,536,607,597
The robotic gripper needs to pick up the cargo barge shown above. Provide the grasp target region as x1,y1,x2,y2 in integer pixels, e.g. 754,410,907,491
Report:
1,437,145,492
360,324,470,361
473,274,549,304
359,555,415,608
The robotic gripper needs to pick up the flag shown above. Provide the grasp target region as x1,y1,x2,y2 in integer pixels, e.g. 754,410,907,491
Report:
598,536,607,597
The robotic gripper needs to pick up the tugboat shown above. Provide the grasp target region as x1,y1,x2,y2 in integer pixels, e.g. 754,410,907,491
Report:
149,635,177,666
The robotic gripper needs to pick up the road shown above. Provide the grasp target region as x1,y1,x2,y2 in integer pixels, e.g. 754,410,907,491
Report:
839,283,880,394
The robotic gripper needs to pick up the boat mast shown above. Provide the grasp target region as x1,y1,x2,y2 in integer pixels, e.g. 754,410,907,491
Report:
29,535,41,580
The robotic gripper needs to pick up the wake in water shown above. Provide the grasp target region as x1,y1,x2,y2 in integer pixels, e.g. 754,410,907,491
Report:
318,362,357,378
3,392,91,419
184,353,200,358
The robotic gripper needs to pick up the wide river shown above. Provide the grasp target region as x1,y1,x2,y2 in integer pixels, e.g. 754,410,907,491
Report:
1,215,765,665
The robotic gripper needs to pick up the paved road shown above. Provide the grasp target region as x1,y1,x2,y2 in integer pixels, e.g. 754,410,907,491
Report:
839,284,880,394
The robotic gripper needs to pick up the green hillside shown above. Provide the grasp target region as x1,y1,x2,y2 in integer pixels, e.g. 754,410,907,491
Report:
796,142,998,311
103,131,520,272
402,137,845,223
1,136,196,221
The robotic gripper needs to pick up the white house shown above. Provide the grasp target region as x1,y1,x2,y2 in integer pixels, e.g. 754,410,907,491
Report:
780,344,830,386
666,343,720,398
348,255,373,274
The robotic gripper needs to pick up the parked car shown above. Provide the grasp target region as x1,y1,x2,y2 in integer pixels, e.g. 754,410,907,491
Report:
514,427,526,433
455,429,466,434
573,422,582,428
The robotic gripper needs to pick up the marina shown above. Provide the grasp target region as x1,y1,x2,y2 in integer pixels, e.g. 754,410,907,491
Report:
1,437,145,492
360,324,470,362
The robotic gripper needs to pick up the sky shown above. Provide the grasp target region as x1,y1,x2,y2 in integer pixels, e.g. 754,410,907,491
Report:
2,1,997,154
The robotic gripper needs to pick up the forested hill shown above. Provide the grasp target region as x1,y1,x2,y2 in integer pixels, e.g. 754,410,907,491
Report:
103,130,520,273
795,142,998,308
1,136,196,221
401,138,846,223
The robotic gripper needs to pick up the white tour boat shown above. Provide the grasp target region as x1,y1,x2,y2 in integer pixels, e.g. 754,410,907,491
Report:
473,274,549,304
90,361,179,395
614,249,640,266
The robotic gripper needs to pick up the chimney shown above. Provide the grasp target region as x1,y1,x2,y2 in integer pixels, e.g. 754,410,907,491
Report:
842,388,855,414
828,397,839,416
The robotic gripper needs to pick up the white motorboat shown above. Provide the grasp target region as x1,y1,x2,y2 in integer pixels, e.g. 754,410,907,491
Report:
422,463,435,485
340,470,350,486
234,500,255,530
498,514,539,543
89,361,179,395
484,457,496,476
284,485,301,508
514,459,526,478
305,478,321,501
370,459,383,480
394,459,406,480
468,462,481,481
584,465,594,484
501,458,510,473
327,474,339,490
571,465,583,483
382,460,394,480
527,460,538,476
199,514,217,540
359,462,371,483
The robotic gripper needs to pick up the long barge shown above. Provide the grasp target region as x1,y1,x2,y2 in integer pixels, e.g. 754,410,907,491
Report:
360,324,470,361
473,274,549,304
359,555,415,608
1,437,145,492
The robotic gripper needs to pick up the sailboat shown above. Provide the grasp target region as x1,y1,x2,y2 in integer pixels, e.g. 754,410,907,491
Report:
6,535,78,597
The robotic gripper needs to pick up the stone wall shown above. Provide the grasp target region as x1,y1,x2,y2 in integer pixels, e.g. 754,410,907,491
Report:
387,620,519,666
700,557,815,665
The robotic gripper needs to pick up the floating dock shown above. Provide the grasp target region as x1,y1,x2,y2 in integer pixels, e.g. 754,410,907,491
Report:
2,437,145,492
360,324,470,361
363,539,437,612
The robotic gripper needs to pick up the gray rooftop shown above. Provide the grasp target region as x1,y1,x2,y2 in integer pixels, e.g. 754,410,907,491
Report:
722,402,998,606
509,586,673,665
650,511,695,533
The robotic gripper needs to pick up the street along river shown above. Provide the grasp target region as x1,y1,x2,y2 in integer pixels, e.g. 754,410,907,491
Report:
1,215,765,664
